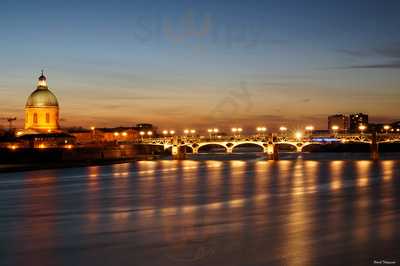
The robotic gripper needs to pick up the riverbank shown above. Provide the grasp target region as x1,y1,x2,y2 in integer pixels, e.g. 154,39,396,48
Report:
0,154,162,173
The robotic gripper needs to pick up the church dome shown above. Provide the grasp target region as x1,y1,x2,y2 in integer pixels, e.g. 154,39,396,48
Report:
25,72,59,108
26,88,59,107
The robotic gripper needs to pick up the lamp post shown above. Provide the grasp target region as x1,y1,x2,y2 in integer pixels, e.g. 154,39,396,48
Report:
212,128,219,139
331,125,339,136
237,127,242,137
256,127,267,137
305,125,314,135
91,126,96,142
231,127,237,137
207,129,212,139
295,131,303,141
139,131,145,141
358,125,367,134
383,125,391,134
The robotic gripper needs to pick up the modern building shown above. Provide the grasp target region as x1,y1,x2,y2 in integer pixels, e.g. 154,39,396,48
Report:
328,114,349,132
349,113,368,132
24,72,60,132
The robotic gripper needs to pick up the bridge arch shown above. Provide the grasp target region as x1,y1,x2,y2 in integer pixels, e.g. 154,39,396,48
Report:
231,142,265,152
301,143,322,152
197,143,228,153
275,142,299,152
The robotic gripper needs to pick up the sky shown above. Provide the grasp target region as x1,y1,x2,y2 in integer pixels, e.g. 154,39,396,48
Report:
1,0,400,131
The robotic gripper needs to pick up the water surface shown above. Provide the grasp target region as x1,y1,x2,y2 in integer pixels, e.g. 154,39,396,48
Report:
0,154,399,265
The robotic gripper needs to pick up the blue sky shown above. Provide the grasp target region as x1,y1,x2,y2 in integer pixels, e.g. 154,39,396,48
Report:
1,0,400,130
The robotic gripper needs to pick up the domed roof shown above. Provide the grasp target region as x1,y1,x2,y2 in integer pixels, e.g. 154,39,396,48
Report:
25,72,59,108
26,88,59,107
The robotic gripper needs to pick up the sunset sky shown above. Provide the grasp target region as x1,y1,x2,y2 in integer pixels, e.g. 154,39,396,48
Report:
1,0,400,131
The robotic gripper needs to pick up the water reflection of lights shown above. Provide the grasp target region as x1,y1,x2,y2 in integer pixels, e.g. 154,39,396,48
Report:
356,161,371,187
330,161,344,191
381,160,394,182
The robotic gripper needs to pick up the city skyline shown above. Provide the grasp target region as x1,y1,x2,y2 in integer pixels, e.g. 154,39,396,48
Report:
1,0,400,129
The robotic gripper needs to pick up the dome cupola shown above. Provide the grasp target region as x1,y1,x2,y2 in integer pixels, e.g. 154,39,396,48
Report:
25,71,59,107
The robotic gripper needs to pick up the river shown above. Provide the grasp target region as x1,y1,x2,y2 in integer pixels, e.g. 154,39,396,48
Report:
0,153,399,266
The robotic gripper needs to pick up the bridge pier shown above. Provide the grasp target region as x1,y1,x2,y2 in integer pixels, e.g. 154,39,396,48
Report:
192,147,199,154
371,132,379,160
227,148,233,154
172,145,186,160
265,144,279,161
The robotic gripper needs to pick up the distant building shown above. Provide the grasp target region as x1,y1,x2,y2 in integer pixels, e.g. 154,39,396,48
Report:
68,127,140,144
349,113,368,132
328,114,349,132
391,121,400,133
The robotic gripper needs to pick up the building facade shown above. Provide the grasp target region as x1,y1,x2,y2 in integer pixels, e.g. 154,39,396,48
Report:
349,113,368,132
328,114,349,132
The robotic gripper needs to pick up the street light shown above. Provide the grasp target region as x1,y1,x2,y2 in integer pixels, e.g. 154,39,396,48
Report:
358,125,367,134
162,130,168,135
305,125,314,135
213,128,219,133
190,129,196,134
295,131,303,140
169,130,175,135
139,131,145,141
207,129,212,139
331,125,339,131
147,131,153,137
383,125,391,133
279,126,288,132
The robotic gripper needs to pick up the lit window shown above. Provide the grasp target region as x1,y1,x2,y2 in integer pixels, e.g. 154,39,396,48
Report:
46,113,50,123
33,113,38,123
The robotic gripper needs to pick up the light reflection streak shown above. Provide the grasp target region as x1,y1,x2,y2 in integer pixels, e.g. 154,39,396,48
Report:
330,161,344,191
356,161,371,188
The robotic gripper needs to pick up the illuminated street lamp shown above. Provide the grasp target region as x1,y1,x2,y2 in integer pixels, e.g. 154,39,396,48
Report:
183,129,189,134
256,126,267,137
139,131,145,141
162,130,168,135
358,125,367,134
295,131,303,140
169,130,175,135
331,125,339,131
305,125,314,135
147,131,153,137
207,129,213,139
114,132,120,137
190,129,196,134
383,125,391,134
279,126,288,132
213,128,219,133
122,132,128,137
231,127,238,133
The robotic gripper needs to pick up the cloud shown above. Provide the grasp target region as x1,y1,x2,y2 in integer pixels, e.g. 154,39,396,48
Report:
337,42,400,69
345,61,400,69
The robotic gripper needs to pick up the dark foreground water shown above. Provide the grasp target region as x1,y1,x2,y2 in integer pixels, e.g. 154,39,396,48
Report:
0,153,399,266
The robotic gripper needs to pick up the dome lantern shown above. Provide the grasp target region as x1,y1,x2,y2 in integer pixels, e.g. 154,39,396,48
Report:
37,70,48,88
